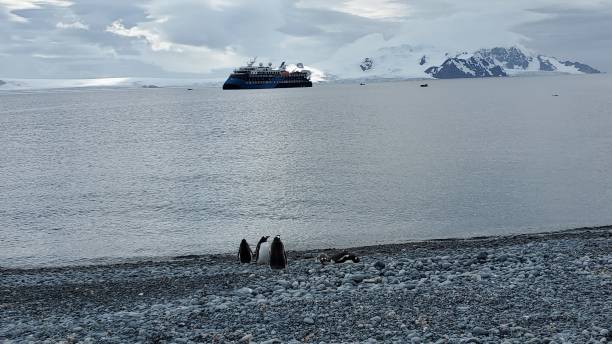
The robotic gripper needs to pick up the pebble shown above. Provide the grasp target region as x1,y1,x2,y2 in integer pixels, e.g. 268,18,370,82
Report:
370,316,382,325
261,339,281,344
374,261,386,270
239,334,253,342
472,327,488,336
303,317,315,325
2,230,609,344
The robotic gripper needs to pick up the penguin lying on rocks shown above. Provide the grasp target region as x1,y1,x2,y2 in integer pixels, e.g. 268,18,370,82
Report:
255,236,271,265
238,239,252,263
331,251,360,263
317,253,331,265
269,235,287,270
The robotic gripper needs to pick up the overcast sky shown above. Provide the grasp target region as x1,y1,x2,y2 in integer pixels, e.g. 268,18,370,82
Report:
1,0,611,78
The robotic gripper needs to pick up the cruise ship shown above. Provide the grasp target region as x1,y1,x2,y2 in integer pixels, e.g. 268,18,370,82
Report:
223,59,312,90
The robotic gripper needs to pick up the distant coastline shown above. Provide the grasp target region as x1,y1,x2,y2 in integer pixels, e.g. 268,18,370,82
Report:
0,72,607,91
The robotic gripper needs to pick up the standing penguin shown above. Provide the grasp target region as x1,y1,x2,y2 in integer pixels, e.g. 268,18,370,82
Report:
257,236,270,265
254,235,270,262
238,239,253,263
269,235,287,270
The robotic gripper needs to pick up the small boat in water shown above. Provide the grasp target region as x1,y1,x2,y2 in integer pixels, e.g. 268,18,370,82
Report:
420,83,428,87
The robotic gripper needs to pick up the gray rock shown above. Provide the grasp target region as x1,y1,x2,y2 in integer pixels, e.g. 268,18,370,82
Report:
1,227,609,344
239,334,253,342
472,327,488,336
261,339,281,344
236,287,254,295
349,274,368,283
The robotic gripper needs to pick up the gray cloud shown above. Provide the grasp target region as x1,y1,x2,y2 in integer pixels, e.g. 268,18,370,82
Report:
518,7,612,71
0,0,610,78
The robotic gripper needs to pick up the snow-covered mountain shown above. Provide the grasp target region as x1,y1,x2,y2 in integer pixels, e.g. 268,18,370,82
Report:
474,47,601,76
424,55,506,79
326,46,601,80
0,47,601,90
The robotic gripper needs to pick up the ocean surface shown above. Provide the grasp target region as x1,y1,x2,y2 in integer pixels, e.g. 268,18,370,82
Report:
2,75,612,268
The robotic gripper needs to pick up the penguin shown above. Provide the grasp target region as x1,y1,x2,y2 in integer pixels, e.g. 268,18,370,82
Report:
238,239,253,263
269,235,287,270
317,253,331,265
254,236,270,262
256,238,271,265
332,251,360,263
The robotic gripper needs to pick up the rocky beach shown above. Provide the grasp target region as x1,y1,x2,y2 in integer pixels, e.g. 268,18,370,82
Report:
1,226,610,344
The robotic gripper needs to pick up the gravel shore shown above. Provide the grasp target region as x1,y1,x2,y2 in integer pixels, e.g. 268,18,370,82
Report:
1,226,611,344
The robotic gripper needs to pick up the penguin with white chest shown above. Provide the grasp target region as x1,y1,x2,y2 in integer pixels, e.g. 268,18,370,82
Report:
238,239,253,263
255,236,271,265
269,235,288,270
332,250,360,263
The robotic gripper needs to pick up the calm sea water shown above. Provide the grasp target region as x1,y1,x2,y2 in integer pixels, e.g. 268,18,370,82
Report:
2,75,612,267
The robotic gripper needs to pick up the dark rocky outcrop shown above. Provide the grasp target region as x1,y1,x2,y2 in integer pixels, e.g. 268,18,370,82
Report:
419,55,427,66
360,58,374,71
561,61,600,74
425,56,506,79
479,47,531,69
537,56,556,71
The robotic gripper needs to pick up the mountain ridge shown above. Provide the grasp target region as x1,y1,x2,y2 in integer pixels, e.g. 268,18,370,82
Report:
330,46,600,80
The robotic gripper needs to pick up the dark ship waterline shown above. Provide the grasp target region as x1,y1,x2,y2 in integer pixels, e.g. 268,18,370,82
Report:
223,59,312,90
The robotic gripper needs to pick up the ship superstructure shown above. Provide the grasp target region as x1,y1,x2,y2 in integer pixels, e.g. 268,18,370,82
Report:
223,58,312,90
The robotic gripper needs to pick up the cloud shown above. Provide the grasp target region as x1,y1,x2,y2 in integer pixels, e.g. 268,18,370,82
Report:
106,20,173,51
296,0,411,20
0,0,71,22
105,19,243,74
56,20,88,29
0,0,611,78
518,6,612,72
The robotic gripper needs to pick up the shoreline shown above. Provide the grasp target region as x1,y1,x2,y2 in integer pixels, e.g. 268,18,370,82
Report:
2,224,610,273
2,225,610,343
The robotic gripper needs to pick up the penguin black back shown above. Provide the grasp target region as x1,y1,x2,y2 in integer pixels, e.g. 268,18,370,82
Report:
269,236,287,270
254,235,270,261
332,251,360,263
238,239,252,263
